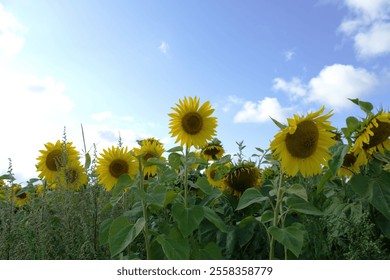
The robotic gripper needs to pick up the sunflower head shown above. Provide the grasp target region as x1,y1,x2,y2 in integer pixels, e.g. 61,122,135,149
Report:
168,96,217,148
338,148,367,178
58,161,88,190
36,140,80,183
354,111,390,155
205,162,230,190
10,184,29,207
223,162,262,196
270,106,336,177
133,140,166,178
201,138,225,161
96,146,138,191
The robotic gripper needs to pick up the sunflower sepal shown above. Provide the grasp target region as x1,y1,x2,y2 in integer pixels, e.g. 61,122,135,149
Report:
270,117,287,130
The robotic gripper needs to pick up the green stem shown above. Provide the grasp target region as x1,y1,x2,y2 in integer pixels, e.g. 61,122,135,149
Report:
184,146,190,208
269,171,284,260
138,157,151,260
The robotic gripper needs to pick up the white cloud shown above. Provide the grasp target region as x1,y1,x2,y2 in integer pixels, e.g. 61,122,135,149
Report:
284,50,296,61
307,64,378,108
272,77,307,100
0,3,26,57
158,41,169,54
338,0,390,59
273,64,378,109
234,97,291,123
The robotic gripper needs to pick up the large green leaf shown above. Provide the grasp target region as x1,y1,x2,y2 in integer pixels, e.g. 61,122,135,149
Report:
268,224,305,258
172,203,204,237
99,218,113,246
109,216,145,257
286,196,323,216
195,242,223,260
196,176,214,195
286,184,308,201
350,173,390,220
156,227,190,259
236,188,268,210
203,206,228,233
168,153,182,170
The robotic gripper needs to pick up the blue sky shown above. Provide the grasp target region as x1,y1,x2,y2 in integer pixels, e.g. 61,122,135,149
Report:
1,0,390,182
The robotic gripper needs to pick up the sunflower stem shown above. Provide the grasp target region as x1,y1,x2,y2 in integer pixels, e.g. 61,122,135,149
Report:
184,146,190,208
269,171,284,260
138,157,151,260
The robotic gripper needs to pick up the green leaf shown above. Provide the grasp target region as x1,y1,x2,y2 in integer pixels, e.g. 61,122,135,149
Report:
156,227,190,259
168,153,182,170
268,224,305,258
108,216,145,257
350,173,390,220
236,188,268,210
328,143,349,176
286,196,323,216
270,117,287,130
196,176,214,195
99,218,113,246
195,242,223,260
163,190,177,207
348,98,373,114
144,157,167,167
0,174,14,181
172,203,204,237
212,154,231,166
286,184,308,201
258,210,274,223
346,116,360,132
167,146,183,153
203,206,228,233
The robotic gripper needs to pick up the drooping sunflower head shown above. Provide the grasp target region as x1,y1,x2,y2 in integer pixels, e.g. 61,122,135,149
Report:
201,139,225,161
133,140,166,178
137,137,164,147
354,111,390,155
223,162,262,196
36,140,80,183
96,146,138,191
338,147,367,178
205,162,230,190
168,96,217,148
270,106,336,177
11,184,29,207
58,161,88,190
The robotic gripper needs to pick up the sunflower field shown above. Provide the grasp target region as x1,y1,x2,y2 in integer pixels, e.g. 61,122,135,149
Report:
1,96,390,260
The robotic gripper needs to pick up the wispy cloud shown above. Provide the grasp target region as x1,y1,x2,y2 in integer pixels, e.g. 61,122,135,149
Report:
273,64,378,109
0,3,26,57
338,0,390,59
283,50,296,61
158,41,169,54
234,97,292,123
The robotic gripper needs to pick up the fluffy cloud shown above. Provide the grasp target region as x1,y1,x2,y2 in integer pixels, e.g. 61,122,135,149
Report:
339,0,390,58
273,64,378,109
234,97,291,123
0,3,26,57
273,77,306,100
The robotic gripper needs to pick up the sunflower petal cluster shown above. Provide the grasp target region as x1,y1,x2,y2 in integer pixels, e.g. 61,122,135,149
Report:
222,162,262,196
270,107,336,177
36,140,86,189
133,138,166,178
96,146,137,191
169,96,217,148
201,138,225,161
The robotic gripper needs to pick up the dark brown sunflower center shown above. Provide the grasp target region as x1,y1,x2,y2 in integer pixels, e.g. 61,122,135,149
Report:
363,121,390,150
285,120,319,159
46,149,63,171
143,152,156,161
65,169,78,184
17,192,27,199
342,153,356,168
109,159,129,178
226,167,259,193
210,169,217,180
182,112,203,135
204,147,221,159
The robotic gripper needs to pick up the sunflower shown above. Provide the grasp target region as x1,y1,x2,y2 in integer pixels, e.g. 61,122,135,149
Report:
36,140,80,183
201,139,225,161
270,106,336,177
133,140,165,178
223,163,262,196
353,112,390,155
338,148,367,178
96,146,137,191
11,184,29,207
58,161,88,190
168,96,217,148
205,163,229,189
